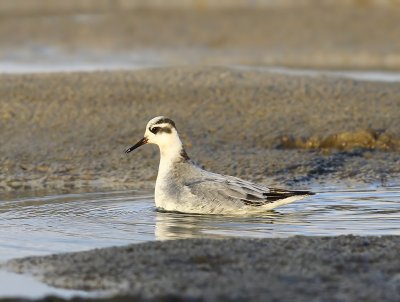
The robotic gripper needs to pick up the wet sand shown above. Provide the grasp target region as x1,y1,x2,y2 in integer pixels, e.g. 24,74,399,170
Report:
1,66,400,192
4,235,400,301
1,1,400,190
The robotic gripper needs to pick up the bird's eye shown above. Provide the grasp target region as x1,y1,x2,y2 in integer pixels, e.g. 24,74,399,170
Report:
149,127,160,134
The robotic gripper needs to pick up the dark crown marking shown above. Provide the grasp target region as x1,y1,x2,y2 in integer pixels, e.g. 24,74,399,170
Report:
154,118,176,128
149,117,176,135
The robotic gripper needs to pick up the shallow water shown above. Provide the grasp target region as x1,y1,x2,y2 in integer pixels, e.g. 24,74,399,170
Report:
233,65,400,82
1,186,400,263
2,57,400,83
0,270,93,299
1,186,399,298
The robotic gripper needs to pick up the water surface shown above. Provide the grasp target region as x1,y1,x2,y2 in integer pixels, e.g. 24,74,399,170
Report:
0,270,92,299
1,186,399,263
2,57,400,83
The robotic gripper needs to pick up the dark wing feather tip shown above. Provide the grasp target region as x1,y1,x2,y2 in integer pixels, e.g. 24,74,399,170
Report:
245,193,265,202
244,188,315,206
241,199,265,207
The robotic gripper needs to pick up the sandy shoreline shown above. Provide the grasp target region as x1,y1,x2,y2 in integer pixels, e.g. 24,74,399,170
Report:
1,66,399,192
4,235,400,301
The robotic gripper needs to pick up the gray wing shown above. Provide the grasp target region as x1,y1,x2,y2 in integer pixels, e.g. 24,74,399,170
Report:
185,173,314,207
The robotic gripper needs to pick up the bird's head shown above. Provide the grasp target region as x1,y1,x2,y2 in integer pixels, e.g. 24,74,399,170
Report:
125,116,182,154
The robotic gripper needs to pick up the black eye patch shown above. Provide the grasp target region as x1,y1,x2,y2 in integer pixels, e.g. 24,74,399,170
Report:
149,126,172,134
149,127,159,134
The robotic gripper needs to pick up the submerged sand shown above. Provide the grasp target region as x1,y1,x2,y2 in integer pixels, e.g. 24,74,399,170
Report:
1,66,399,192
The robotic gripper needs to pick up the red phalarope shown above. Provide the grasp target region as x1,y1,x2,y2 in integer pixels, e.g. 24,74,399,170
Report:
125,116,314,214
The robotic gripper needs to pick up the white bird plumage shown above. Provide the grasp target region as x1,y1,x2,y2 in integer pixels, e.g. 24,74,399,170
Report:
125,116,314,215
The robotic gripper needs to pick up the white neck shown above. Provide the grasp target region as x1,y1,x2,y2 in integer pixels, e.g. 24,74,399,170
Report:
157,134,186,180
153,131,190,208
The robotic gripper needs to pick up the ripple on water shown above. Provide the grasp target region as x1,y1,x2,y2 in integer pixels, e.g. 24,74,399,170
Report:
0,186,400,262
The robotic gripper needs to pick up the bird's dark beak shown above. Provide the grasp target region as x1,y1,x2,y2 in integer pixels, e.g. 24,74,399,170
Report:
125,137,148,153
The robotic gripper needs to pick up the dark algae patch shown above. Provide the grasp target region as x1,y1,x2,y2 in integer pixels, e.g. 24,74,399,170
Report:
277,129,400,151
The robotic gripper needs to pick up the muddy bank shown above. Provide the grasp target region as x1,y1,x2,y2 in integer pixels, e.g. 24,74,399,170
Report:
1,66,400,191
4,235,400,301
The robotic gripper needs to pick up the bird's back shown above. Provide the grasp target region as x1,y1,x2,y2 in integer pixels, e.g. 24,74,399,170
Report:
156,162,313,214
